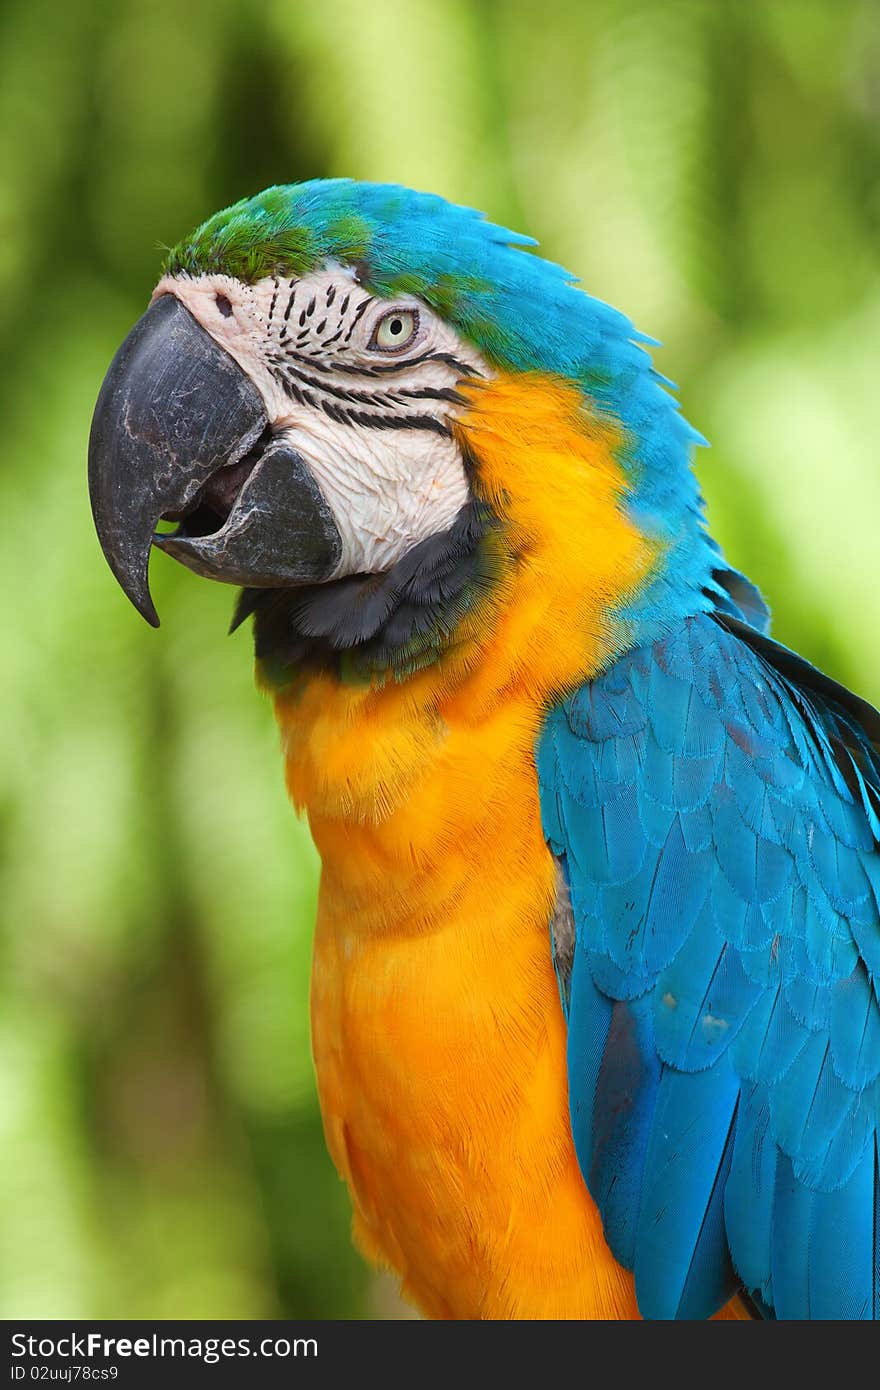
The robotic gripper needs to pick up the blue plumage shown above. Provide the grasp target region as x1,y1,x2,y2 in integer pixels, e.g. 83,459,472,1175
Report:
538,606,880,1318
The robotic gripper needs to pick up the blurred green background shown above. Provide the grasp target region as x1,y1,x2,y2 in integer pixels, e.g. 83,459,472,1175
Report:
2,0,879,1319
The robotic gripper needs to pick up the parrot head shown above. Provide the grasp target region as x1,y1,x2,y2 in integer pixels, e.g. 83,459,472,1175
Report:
90,179,731,679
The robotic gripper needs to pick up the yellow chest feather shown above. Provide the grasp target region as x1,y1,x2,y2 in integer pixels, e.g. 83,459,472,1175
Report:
282,687,746,1320
303,693,637,1319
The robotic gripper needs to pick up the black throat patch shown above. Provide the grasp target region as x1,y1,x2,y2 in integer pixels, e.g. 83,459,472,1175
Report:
233,499,501,684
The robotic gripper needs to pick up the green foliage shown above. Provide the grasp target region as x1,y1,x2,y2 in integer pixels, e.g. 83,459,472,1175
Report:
1,0,879,1319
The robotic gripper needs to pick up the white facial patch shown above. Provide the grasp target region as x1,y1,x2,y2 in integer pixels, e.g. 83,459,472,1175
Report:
151,267,489,578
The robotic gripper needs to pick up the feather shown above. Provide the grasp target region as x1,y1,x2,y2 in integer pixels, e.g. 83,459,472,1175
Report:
566,950,614,1172
676,1100,739,1319
724,1085,776,1299
587,997,662,1267
633,1057,740,1319
771,1154,814,1319
655,902,760,1071
808,1138,877,1318
830,964,880,1089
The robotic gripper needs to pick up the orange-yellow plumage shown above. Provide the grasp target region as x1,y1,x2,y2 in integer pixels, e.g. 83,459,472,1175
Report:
271,375,745,1319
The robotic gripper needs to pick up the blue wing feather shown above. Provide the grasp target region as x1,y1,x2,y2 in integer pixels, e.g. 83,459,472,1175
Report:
565,926,614,1172
633,1057,740,1318
676,1104,738,1320
771,1154,814,1318
808,1138,876,1319
724,1083,776,1299
588,996,662,1268
538,610,880,1318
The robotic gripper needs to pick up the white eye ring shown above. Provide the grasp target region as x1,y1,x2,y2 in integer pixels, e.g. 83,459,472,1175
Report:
369,307,420,353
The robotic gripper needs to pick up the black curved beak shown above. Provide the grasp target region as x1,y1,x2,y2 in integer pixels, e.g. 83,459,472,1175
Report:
88,294,343,626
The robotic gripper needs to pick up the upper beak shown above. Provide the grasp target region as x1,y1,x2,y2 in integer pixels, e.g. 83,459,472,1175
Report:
88,294,343,626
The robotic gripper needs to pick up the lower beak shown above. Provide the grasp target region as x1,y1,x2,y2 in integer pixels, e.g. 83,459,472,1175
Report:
88,294,342,626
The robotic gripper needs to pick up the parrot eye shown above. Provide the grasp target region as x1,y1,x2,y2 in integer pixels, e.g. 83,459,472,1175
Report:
215,293,233,318
369,308,419,353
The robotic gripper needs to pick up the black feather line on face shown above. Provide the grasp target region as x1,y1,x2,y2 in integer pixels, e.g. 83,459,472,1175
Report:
269,361,456,434
234,499,499,681
268,343,480,380
273,360,463,409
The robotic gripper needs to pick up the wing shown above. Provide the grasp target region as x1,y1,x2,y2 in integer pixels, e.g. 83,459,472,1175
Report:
537,610,880,1319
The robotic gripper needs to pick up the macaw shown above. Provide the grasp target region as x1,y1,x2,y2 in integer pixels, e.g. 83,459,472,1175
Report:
88,180,880,1321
